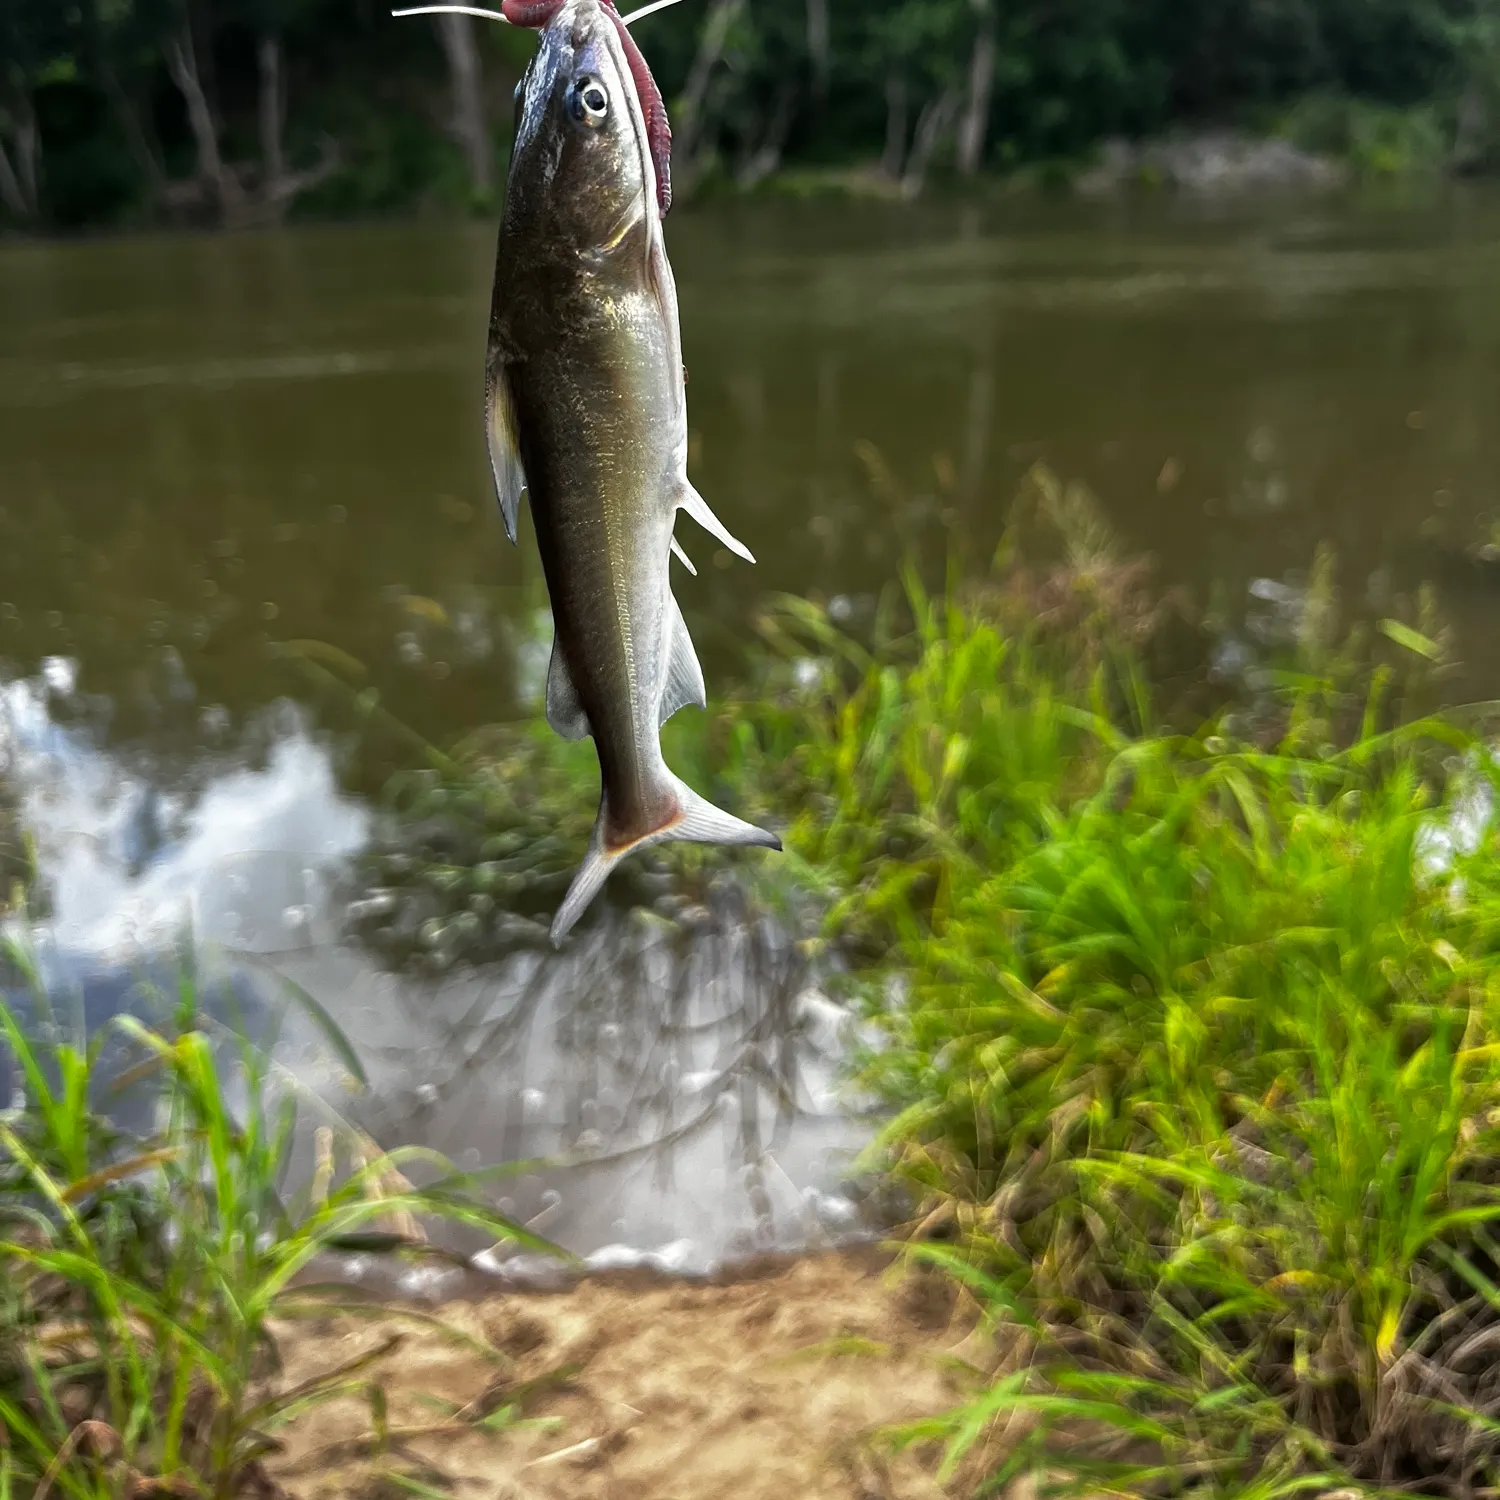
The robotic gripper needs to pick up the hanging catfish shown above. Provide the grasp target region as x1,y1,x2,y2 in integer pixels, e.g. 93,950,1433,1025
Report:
400,0,780,943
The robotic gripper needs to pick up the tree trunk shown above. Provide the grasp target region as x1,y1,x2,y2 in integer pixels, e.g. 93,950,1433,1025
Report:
258,33,286,191
737,83,796,188
12,92,39,216
261,134,343,218
436,13,491,197
672,0,745,189
99,61,169,205
901,87,960,200
880,71,907,180
956,0,997,175
0,138,29,220
805,0,829,100
164,24,244,222
1455,81,1484,172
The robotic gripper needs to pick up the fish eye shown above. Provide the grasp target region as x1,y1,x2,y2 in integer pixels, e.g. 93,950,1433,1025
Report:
569,75,609,127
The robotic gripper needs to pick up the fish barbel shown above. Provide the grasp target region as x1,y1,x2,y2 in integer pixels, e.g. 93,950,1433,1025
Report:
485,0,781,945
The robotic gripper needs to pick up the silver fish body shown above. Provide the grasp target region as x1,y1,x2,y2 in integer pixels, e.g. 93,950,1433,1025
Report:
485,0,779,945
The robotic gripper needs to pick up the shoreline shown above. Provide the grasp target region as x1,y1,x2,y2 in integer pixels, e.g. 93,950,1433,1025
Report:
266,1245,975,1500
0,125,1478,251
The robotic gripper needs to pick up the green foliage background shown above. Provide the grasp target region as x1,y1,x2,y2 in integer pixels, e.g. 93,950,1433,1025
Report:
6,0,1500,231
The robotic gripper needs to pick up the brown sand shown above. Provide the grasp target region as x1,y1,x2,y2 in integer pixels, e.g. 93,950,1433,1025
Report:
266,1247,985,1500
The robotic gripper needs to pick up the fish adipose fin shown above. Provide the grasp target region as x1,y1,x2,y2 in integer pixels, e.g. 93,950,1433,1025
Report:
550,777,781,946
659,592,706,726
545,639,590,740
676,481,755,564
485,363,527,544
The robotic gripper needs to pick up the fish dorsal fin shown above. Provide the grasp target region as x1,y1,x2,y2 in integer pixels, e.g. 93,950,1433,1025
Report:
659,590,706,726
546,638,590,740
676,480,755,564
486,361,527,545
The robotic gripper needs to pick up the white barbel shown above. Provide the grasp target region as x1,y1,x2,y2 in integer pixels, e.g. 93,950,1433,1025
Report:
391,0,690,24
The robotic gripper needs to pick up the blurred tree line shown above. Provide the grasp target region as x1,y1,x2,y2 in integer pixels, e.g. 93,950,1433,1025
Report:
5,0,1500,231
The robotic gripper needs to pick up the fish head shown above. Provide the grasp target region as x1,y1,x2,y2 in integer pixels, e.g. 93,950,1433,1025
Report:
505,0,670,249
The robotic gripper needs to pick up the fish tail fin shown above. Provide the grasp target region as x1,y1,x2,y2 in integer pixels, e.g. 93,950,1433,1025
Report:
549,819,627,948
549,778,782,947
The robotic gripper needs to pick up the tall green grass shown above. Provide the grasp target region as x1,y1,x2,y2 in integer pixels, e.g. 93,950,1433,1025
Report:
0,948,551,1498
682,471,1500,1493
866,728,1500,1491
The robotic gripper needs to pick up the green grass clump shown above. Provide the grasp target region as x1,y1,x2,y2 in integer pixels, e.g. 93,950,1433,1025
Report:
871,727,1500,1489
0,955,549,1498
712,538,1500,1488
655,470,1500,1492
1277,93,1451,178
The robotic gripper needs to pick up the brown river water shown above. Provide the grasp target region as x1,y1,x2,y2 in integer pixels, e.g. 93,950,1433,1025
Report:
3,186,1500,1274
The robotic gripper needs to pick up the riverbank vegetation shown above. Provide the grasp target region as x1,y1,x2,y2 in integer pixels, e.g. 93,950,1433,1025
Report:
727,475,1500,1492
10,462,1500,1491
0,961,557,1496
10,0,1500,232
324,462,1500,1488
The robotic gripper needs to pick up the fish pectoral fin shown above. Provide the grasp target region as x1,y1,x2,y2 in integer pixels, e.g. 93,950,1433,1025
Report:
669,536,697,576
659,591,706,727
485,362,527,545
545,639,590,741
676,481,755,565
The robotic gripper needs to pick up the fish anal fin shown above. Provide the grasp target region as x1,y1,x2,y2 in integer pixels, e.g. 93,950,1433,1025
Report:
545,639,590,741
677,480,754,564
486,361,527,545
659,592,706,727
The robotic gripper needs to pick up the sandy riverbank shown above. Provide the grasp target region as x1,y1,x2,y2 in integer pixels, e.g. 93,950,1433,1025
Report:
267,1248,988,1499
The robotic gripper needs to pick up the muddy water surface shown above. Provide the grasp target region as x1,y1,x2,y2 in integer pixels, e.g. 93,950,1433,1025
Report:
4,188,1500,1266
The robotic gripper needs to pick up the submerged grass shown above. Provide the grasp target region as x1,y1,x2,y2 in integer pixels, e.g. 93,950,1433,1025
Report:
0,945,555,1498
